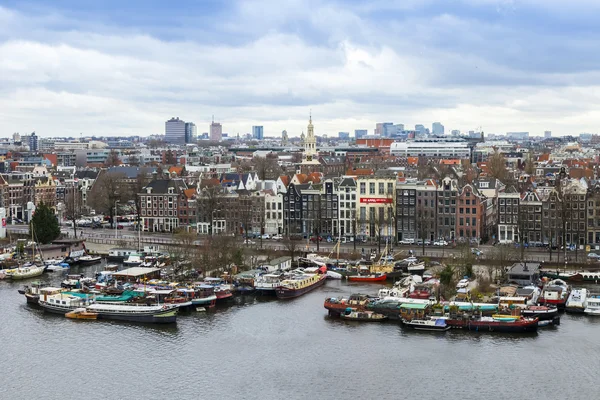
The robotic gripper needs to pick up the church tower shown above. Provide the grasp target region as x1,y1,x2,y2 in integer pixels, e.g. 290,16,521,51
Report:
302,112,318,165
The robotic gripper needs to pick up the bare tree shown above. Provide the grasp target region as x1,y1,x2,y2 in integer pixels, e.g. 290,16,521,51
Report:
88,171,127,226
165,150,177,165
487,150,511,184
128,154,140,166
488,245,517,282
283,238,300,265
104,150,121,167
253,154,282,180
197,180,224,236
64,184,83,238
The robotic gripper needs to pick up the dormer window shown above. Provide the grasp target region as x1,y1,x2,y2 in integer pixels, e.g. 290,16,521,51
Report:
168,187,174,194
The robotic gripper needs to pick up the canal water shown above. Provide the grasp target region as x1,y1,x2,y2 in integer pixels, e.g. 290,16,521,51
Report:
1,265,599,400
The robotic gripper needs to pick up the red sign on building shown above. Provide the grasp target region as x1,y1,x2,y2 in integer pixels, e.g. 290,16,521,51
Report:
1,218,5,227
359,198,393,204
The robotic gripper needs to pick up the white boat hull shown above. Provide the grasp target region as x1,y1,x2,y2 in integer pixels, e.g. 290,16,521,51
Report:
326,271,343,280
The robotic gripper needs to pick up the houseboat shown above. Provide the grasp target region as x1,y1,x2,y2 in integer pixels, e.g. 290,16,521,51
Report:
86,303,178,324
584,296,600,316
254,273,287,295
123,253,144,267
520,305,559,321
107,248,138,262
403,316,450,332
538,279,570,309
275,273,327,299
340,309,387,322
19,285,65,305
191,285,218,308
38,292,94,314
446,315,539,332
202,277,233,302
565,288,588,313
324,294,377,315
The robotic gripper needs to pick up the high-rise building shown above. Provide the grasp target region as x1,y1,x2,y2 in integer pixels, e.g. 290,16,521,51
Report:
165,117,186,145
12,132,21,144
184,122,197,144
28,132,38,151
451,130,461,137
415,124,428,135
432,122,445,136
338,132,350,140
210,118,222,142
355,129,368,139
545,131,552,139
252,126,264,140
393,124,404,133
376,122,394,137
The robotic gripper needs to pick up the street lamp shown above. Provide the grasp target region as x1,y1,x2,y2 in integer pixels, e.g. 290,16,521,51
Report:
114,200,120,239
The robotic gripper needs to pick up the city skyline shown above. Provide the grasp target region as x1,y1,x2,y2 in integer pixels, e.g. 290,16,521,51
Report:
2,1,600,137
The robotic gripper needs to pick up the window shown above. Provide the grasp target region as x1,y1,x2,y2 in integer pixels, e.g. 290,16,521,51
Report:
378,183,384,194
466,199,470,205
360,183,366,195
387,183,393,194
472,208,476,214
472,218,476,226
369,183,375,194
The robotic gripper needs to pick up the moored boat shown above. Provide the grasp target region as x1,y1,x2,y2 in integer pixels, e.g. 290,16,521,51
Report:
203,277,233,303
538,279,570,309
191,285,217,308
275,273,327,299
403,316,450,331
324,293,377,315
347,274,387,282
521,305,559,321
446,315,539,332
78,255,102,266
565,288,588,313
326,270,343,280
584,296,600,316
20,285,65,304
38,292,94,314
66,308,98,320
46,262,70,272
340,309,387,322
86,303,178,324
7,264,45,280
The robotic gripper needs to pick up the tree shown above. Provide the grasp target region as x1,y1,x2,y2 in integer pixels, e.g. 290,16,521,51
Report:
197,180,225,236
88,171,127,227
253,155,282,181
104,150,121,167
283,238,300,265
487,150,511,184
30,201,60,244
488,245,516,282
170,229,198,274
64,184,83,239
524,151,535,175
416,204,433,256
131,171,152,233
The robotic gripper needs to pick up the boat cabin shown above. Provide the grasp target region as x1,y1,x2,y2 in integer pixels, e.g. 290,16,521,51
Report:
399,303,429,321
499,296,528,309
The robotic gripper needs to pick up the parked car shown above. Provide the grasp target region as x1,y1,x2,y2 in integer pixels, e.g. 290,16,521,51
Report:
399,238,415,245
309,236,323,242
272,234,283,241
471,248,483,256
587,252,600,260
117,224,124,230
243,239,256,245
456,278,470,289
433,240,448,246
261,234,271,240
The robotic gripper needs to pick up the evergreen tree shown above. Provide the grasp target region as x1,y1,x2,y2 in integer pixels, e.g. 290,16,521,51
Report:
29,201,60,244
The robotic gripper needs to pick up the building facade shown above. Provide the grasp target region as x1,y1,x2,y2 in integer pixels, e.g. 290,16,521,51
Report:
165,117,186,145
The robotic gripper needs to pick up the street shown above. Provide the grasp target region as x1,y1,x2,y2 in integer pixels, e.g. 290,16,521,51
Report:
6,225,590,263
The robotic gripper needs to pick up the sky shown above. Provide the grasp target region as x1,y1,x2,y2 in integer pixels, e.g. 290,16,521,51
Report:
1,0,600,138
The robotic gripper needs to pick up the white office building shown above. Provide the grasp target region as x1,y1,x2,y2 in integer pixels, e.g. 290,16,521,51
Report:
390,139,470,159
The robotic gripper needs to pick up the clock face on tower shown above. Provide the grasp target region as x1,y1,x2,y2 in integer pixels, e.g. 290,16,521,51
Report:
306,155,312,162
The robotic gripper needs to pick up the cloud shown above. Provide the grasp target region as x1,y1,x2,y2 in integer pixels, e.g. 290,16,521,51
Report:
0,1,600,137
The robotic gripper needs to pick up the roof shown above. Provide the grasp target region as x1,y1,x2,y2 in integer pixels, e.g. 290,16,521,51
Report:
107,166,153,179
339,177,356,187
144,179,187,194
183,188,196,199
113,267,161,277
279,175,290,187
508,262,540,275
400,303,429,310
